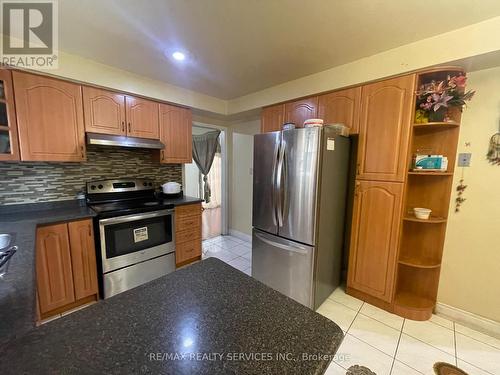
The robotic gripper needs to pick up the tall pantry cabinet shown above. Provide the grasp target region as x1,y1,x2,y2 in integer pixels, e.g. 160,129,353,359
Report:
347,75,415,306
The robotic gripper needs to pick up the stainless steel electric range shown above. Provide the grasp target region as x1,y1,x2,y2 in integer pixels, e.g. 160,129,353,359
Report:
86,179,175,299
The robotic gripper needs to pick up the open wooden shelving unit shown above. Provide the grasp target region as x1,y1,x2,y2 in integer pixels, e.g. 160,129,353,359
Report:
393,67,464,320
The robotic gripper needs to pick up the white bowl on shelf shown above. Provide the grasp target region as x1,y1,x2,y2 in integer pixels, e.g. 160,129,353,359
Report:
413,207,432,220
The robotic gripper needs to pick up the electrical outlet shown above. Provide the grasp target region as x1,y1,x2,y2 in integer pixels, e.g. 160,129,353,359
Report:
458,153,472,167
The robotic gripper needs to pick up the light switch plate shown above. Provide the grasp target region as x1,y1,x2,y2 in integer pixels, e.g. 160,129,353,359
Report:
458,153,472,167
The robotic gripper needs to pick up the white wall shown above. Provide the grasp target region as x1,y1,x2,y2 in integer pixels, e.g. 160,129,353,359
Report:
437,66,500,322
227,119,260,236
230,133,255,236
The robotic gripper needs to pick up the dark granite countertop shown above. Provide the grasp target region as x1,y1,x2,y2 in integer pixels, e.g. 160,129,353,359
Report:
0,201,97,223
162,195,203,207
0,197,202,348
2,258,343,375
0,200,98,348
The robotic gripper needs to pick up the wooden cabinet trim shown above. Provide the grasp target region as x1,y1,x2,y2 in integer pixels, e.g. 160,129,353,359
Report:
0,69,20,161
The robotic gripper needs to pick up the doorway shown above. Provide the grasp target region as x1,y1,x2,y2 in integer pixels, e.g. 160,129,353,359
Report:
184,124,227,240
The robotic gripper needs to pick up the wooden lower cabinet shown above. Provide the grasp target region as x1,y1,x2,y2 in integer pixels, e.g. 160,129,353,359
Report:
347,180,403,303
175,203,202,267
68,220,98,300
36,219,98,319
36,223,75,314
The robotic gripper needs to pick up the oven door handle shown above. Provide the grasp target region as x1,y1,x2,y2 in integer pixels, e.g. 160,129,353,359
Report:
99,209,174,226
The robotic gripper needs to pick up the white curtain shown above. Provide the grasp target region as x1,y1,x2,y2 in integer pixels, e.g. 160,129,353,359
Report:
202,152,221,209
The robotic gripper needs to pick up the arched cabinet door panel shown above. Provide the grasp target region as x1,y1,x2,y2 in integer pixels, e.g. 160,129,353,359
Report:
357,75,415,182
159,103,192,164
318,87,361,134
13,72,86,161
347,180,403,302
83,86,126,135
36,223,75,314
284,97,318,127
125,96,159,140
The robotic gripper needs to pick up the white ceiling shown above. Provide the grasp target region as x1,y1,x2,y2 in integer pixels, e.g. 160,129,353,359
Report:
59,0,500,99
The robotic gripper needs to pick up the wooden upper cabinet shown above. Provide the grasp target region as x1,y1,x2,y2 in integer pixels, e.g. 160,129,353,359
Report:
318,87,361,134
13,72,86,162
158,104,192,164
68,219,98,300
125,96,159,139
0,69,20,161
357,75,415,182
261,104,284,133
347,180,403,302
284,97,318,127
83,86,126,136
36,223,75,314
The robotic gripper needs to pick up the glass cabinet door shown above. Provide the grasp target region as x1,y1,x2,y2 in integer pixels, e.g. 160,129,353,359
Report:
0,69,20,161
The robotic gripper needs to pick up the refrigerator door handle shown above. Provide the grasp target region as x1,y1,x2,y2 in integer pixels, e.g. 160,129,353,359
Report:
276,140,286,227
254,232,309,254
271,141,280,226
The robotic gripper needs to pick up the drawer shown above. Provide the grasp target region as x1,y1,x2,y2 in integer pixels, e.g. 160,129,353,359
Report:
176,215,201,232
176,240,201,264
176,227,201,245
176,203,201,218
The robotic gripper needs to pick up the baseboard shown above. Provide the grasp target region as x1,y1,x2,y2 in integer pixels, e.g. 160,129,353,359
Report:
435,302,500,340
229,229,252,242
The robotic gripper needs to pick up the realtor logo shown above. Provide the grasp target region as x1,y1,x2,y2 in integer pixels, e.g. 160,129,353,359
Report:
1,0,58,69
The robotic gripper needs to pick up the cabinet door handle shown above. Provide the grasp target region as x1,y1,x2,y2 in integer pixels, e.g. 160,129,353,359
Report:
161,150,164,161
80,146,85,158
128,122,131,132
355,181,360,196
121,121,125,132
88,225,92,237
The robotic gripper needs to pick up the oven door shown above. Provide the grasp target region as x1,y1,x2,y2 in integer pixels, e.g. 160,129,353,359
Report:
99,209,175,273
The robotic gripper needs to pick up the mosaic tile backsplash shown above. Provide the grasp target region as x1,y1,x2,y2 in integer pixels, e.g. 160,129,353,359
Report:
0,145,182,205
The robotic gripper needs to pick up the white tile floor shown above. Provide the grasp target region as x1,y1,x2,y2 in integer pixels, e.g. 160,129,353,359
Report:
202,235,252,276
320,289,500,375
203,235,500,375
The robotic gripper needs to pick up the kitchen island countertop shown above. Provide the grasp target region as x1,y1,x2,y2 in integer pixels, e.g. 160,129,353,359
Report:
2,258,343,375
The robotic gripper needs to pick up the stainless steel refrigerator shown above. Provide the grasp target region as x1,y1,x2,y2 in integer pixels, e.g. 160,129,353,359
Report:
252,126,350,309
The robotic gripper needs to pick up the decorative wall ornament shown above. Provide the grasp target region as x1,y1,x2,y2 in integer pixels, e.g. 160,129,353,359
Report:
486,131,499,165
455,176,467,213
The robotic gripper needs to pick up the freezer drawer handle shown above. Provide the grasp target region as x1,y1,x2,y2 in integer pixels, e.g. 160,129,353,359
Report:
255,232,308,254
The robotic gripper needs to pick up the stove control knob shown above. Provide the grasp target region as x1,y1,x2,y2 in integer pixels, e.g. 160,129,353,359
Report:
98,184,103,189
143,182,147,186
90,185,96,190
148,182,153,186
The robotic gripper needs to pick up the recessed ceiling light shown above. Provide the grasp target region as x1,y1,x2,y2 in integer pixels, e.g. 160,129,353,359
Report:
172,51,186,61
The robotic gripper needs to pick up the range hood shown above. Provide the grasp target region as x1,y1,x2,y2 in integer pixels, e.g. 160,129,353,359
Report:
86,133,165,150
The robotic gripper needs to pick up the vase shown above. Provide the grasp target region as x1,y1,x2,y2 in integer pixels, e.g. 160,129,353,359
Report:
428,108,447,122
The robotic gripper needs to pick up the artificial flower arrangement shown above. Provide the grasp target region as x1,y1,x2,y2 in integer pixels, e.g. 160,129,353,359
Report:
415,74,475,123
